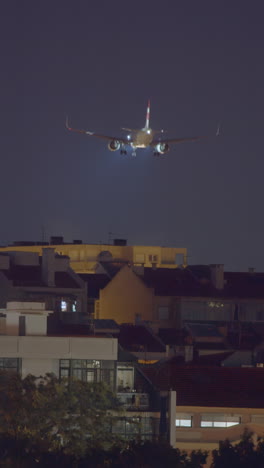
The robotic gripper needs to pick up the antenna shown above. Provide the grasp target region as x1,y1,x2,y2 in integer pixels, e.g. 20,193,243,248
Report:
41,225,46,243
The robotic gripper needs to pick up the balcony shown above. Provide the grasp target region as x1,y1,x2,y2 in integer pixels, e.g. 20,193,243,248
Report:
117,392,149,410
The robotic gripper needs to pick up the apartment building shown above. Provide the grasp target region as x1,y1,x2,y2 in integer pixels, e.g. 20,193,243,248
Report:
0,237,188,273
0,248,87,317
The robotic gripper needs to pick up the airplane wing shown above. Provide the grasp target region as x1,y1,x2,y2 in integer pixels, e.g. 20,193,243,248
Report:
66,117,128,143
151,125,220,146
152,136,204,145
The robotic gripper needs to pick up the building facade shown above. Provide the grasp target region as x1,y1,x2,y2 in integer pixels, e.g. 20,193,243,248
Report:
0,238,188,273
0,249,87,317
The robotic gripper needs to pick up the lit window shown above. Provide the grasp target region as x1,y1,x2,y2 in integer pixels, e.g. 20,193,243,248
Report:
117,365,134,392
61,300,67,312
149,254,158,263
208,302,225,308
201,414,240,428
176,418,192,427
125,417,140,434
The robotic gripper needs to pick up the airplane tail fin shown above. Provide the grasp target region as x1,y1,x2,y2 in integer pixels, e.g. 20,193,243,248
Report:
144,99,150,129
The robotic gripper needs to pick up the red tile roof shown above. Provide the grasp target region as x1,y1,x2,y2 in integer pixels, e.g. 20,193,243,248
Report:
190,352,234,366
54,272,80,288
158,328,188,345
141,364,264,408
79,273,110,297
118,324,166,353
2,265,81,288
140,267,264,299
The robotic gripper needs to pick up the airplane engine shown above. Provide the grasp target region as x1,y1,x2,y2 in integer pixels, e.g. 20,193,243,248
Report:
155,142,169,154
108,140,121,151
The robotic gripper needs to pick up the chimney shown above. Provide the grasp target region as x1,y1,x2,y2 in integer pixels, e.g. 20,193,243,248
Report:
113,238,127,246
41,248,55,287
210,264,224,290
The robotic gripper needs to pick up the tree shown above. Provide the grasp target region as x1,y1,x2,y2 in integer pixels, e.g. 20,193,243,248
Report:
0,371,123,465
90,440,208,468
211,428,264,468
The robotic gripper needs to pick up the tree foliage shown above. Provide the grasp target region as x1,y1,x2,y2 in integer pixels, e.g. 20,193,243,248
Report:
211,428,264,468
111,440,208,468
0,371,209,467
0,371,123,464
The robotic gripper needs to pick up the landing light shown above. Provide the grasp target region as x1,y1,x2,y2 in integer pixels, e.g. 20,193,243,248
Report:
147,129,151,134
127,135,131,140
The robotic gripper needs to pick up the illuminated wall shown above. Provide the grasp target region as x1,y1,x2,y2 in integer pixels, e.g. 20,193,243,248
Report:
98,265,154,324
0,243,188,274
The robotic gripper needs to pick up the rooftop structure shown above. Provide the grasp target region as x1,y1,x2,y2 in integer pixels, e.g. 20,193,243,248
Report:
0,237,188,273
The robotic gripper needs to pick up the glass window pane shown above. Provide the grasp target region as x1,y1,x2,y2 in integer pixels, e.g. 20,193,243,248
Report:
117,367,134,391
61,300,67,311
176,419,192,427
72,369,82,379
60,359,69,367
214,422,226,427
102,360,114,369
92,360,100,368
72,360,82,368
201,414,240,427
141,418,153,433
112,419,125,434
125,418,140,434
86,370,95,382
0,358,19,371
201,421,213,427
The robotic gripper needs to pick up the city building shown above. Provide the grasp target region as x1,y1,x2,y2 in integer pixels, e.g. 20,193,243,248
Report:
0,301,172,442
83,264,264,331
0,249,87,318
0,237,188,273
141,360,264,466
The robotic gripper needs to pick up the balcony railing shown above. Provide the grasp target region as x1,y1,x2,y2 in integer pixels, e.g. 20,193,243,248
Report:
117,392,149,410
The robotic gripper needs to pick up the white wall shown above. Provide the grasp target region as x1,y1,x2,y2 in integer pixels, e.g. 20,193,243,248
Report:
25,315,47,335
0,336,118,360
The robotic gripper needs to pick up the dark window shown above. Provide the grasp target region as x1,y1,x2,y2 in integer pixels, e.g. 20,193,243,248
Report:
59,359,115,390
112,416,155,440
19,316,25,336
0,358,20,372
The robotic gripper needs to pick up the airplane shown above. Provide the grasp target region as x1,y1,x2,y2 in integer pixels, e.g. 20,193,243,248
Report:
66,101,220,157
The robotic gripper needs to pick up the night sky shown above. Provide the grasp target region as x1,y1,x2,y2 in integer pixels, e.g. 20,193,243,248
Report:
1,1,264,271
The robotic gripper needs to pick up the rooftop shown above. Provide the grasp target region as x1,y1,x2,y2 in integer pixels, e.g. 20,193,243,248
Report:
1,265,81,288
142,364,264,408
140,266,264,299
79,273,110,297
118,324,166,353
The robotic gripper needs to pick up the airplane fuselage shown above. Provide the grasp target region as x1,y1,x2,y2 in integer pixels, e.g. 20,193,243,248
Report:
131,128,154,148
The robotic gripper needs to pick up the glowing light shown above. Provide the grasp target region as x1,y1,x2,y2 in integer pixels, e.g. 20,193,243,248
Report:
127,134,131,140
147,129,151,134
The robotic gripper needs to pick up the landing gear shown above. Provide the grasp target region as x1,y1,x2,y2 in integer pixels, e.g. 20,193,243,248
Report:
132,151,137,157
153,151,161,157
120,149,127,155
